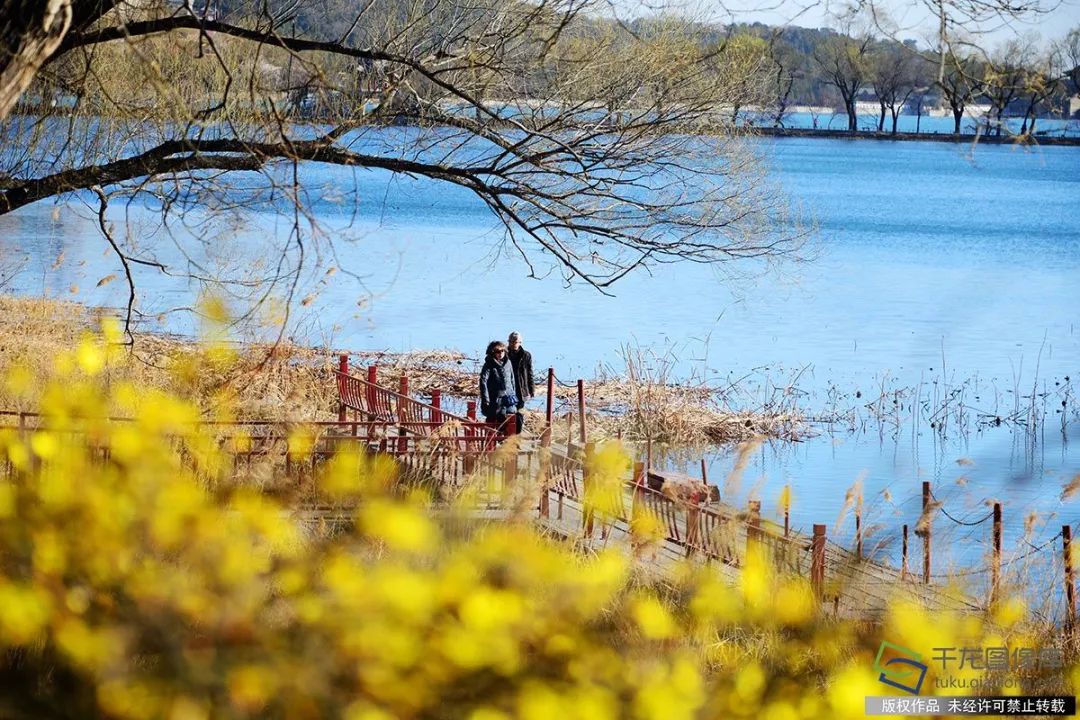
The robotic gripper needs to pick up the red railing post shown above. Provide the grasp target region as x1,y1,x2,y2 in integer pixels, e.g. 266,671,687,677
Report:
812,524,826,602
337,354,348,424
543,367,554,447
366,365,378,414
397,374,409,454
464,401,477,474
577,379,586,444
431,389,442,426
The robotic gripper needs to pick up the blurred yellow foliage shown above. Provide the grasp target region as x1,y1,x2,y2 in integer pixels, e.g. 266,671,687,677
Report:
0,326,1074,719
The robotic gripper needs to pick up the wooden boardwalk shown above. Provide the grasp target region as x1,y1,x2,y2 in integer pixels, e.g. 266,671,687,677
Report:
334,361,982,617
0,363,983,618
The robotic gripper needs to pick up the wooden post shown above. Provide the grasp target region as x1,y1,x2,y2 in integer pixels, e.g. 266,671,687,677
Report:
686,501,701,558
503,417,518,487
464,401,477,474
746,499,762,555
397,374,409,454
577,379,586,443
430,389,442,426
1065,526,1076,653
366,365,378,413
991,503,1002,605
855,507,863,560
646,437,652,473
630,461,646,555
922,480,931,584
543,368,554,447
902,524,909,580
700,458,708,485
583,442,596,538
566,412,573,452
812,524,826,602
631,461,645,516
337,354,348,424
538,447,550,519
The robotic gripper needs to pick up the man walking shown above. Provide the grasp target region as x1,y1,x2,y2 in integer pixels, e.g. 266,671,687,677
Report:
506,331,534,421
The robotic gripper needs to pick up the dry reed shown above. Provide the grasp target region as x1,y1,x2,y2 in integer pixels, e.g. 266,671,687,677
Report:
0,296,337,419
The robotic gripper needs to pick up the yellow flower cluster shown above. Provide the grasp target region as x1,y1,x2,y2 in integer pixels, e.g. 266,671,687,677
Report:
0,325,1073,719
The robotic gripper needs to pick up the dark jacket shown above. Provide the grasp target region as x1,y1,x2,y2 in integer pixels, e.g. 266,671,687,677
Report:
507,346,534,408
479,356,517,418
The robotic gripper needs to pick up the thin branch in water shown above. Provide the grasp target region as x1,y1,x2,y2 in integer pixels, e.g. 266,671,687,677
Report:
91,185,135,346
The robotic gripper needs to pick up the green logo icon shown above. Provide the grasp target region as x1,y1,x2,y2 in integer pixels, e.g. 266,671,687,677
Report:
874,641,928,694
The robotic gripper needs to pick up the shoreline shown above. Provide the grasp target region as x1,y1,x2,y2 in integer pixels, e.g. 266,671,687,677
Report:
750,126,1080,146
18,109,1077,146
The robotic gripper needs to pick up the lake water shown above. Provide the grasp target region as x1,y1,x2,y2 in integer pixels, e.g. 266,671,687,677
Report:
2,132,1078,584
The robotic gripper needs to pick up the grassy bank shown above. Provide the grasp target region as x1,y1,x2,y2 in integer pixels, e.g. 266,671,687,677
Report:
0,296,806,445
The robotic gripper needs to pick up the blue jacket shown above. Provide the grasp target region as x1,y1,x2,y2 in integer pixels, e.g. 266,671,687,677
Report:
479,356,517,418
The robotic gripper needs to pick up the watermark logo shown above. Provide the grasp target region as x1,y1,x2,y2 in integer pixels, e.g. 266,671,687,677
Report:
874,641,928,695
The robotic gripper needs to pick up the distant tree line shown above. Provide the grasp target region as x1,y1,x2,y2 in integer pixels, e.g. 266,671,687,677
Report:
201,0,1080,136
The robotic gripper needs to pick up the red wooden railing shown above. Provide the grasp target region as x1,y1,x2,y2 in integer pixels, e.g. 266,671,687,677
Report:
334,356,508,454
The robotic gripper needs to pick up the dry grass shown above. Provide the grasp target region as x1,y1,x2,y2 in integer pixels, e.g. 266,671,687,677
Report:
584,345,807,444
0,296,337,419
0,297,803,443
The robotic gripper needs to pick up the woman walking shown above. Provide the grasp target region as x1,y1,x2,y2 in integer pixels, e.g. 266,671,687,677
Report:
479,340,522,433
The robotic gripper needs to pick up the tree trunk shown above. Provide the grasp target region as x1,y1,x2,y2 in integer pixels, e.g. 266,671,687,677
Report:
890,107,900,135
953,106,963,135
1021,97,1037,136
846,96,858,131
0,0,73,121
878,100,886,132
